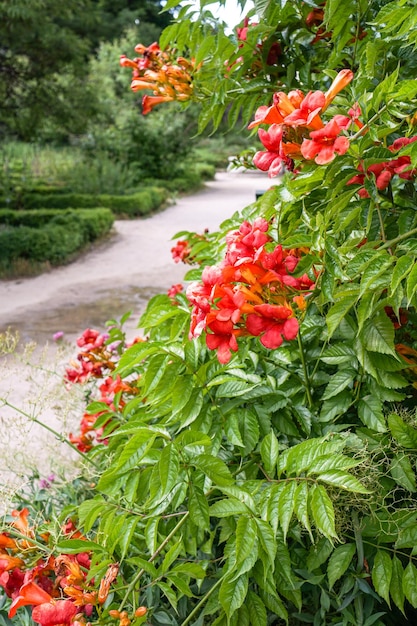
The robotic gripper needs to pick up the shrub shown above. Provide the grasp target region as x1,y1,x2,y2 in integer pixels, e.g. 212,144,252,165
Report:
192,162,216,180
5,2,417,626
17,189,168,216
0,208,114,273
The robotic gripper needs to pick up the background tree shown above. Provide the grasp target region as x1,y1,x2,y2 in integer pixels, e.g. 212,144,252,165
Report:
0,0,172,141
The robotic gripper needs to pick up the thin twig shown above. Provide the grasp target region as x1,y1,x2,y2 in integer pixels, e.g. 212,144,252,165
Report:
1,399,99,468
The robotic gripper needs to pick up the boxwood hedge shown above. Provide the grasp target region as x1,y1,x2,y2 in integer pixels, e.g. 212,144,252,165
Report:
16,188,168,216
0,208,114,270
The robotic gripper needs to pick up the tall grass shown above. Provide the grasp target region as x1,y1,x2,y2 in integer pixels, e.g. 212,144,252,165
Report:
0,143,136,195
1,142,77,184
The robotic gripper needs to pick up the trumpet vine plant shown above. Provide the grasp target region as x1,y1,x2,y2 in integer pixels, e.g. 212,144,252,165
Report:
3,1,417,625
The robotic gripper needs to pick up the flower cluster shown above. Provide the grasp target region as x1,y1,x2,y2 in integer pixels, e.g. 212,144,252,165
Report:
120,42,195,114
0,510,129,626
65,329,139,452
347,136,417,197
186,218,314,364
250,69,357,175
171,239,191,264
65,329,113,385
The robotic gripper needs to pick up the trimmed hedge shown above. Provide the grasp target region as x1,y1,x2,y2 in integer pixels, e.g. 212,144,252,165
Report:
0,208,114,269
16,188,168,216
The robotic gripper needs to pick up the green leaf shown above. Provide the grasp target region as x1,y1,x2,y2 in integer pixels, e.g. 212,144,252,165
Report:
325,0,354,37
215,380,258,398
260,430,279,477
116,341,162,377
359,254,393,296
159,538,183,575
56,539,105,553
192,455,234,486
319,391,352,422
390,556,405,614
371,64,400,110
119,516,140,560
225,412,245,447
307,455,359,474
281,436,346,476
358,395,387,432
403,561,417,608
406,261,417,303
326,291,359,337
236,516,258,564
159,443,180,495
254,0,269,17
126,556,157,578
254,519,277,569
209,498,250,517
113,430,158,474
246,590,267,626
320,344,357,365
390,453,417,492
176,430,212,453
292,404,312,435
189,485,210,530
328,543,356,589
372,550,393,606
360,310,397,357
219,485,256,513
315,470,371,493
388,413,417,449
309,484,338,541
78,497,106,533
294,482,312,540
177,389,204,428
307,538,334,570
390,256,414,294
321,369,355,400
166,574,192,597
258,588,288,623
395,525,417,550
356,291,378,331
278,481,297,540
145,518,159,555
157,581,178,611
171,562,206,579
266,483,284,534
144,354,170,396
170,376,195,416
238,409,260,455
219,572,248,619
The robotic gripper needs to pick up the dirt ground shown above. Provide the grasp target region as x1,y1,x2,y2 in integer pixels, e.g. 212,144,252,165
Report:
0,169,268,510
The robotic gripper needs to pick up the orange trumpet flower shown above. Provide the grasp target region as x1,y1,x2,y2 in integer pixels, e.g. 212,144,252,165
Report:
323,69,354,110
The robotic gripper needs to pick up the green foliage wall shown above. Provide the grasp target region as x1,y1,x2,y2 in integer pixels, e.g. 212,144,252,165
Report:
3,2,417,626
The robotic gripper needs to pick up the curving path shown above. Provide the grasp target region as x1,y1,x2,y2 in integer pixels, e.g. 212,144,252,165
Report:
0,170,268,344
